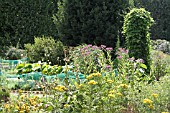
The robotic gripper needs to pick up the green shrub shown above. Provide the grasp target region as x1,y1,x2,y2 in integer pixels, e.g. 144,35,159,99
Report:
5,46,26,60
25,36,64,65
123,8,154,73
151,50,170,80
69,44,113,75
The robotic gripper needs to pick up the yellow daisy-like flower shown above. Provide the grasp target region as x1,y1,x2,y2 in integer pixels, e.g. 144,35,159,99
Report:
161,112,169,113
143,98,153,104
119,84,128,89
148,104,154,109
107,80,113,83
88,80,97,85
108,94,115,98
151,93,158,98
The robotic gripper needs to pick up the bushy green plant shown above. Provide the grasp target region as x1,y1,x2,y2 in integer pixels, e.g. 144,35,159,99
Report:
151,50,170,80
5,46,26,60
69,44,113,75
123,8,154,73
25,36,64,65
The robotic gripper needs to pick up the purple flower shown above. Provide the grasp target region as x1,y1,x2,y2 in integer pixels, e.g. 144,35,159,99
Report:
117,56,122,59
125,50,129,54
92,46,98,49
106,65,111,69
87,44,92,47
86,51,91,55
118,48,123,51
106,47,113,51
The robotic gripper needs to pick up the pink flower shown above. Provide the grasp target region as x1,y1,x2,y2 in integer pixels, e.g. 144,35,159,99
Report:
117,56,122,59
106,47,113,51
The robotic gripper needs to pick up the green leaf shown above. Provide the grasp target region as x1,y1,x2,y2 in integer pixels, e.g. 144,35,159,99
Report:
140,64,147,69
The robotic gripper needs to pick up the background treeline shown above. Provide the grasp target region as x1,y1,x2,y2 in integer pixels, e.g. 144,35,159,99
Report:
0,0,170,56
0,0,58,56
134,0,170,41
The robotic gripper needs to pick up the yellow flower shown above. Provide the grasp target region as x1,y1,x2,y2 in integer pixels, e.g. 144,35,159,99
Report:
94,72,102,77
87,73,101,79
119,84,128,89
107,80,113,83
25,106,30,112
161,112,169,113
15,105,20,110
88,80,97,85
87,74,93,79
108,94,115,98
148,104,154,109
143,98,153,104
116,92,123,96
152,93,158,98
55,85,68,92
19,111,25,113
20,95,25,100
19,89,23,93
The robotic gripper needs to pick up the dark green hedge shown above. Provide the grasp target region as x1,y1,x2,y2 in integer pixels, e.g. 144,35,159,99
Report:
0,0,58,53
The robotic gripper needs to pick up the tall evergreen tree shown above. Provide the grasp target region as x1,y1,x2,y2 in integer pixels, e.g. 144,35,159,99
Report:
53,0,129,49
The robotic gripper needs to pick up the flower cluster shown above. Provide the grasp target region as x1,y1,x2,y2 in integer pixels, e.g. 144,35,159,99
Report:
86,72,102,79
88,80,98,85
55,85,68,92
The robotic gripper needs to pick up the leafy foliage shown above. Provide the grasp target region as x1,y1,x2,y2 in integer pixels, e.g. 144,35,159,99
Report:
123,8,154,73
25,36,64,65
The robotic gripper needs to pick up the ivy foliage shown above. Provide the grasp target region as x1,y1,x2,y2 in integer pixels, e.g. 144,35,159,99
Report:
123,8,154,73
